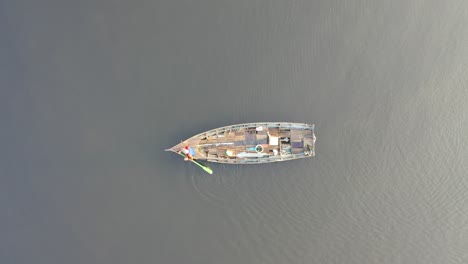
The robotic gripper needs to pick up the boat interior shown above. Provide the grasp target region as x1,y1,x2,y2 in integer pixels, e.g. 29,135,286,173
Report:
196,125,315,161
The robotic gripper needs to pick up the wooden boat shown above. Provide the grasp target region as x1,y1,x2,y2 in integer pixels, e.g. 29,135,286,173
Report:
166,122,316,164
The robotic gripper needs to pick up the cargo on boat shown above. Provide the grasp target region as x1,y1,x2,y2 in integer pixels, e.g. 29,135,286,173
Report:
165,122,316,164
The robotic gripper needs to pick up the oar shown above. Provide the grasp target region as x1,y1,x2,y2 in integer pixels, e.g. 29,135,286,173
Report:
177,153,213,174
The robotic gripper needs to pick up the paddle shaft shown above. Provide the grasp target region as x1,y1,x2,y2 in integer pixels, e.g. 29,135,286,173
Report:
177,153,213,174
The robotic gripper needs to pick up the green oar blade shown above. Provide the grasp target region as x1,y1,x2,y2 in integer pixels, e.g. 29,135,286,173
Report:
177,153,213,174
192,160,213,174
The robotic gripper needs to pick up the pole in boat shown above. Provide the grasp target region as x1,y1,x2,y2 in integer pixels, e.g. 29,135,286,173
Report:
177,153,213,174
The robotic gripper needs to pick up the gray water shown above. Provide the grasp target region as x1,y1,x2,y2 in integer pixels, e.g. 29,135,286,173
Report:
2,0,468,263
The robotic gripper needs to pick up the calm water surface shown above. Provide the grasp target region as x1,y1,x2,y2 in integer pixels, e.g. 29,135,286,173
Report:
2,0,468,263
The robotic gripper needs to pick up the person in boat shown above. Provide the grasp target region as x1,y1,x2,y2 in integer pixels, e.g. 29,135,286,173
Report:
178,146,194,161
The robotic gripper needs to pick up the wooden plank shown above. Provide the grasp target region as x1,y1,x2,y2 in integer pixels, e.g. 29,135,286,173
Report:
292,148,303,154
290,129,303,141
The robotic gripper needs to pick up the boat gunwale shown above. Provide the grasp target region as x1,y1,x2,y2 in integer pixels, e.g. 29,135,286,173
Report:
190,122,315,139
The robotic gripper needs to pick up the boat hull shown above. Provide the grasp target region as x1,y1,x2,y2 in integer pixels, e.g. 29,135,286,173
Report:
166,122,316,164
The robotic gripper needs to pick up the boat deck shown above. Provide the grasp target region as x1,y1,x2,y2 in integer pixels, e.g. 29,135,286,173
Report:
167,122,315,164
